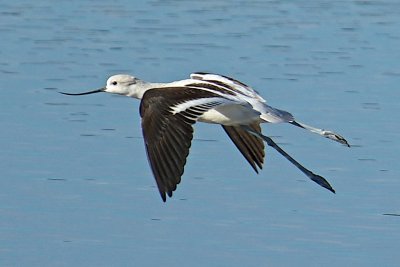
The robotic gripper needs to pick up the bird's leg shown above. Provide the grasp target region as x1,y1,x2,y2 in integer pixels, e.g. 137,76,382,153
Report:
240,125,335,193
290,121,350,147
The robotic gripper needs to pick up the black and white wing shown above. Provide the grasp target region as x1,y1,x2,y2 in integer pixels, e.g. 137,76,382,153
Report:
139,87,229,202
222,122,265,173
188,73,267,172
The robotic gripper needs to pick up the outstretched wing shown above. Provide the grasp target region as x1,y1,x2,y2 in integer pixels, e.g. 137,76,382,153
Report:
222,122,265,173
139,87,228,202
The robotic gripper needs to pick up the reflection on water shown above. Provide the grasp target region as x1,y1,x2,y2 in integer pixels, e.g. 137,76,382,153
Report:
1,1,400,266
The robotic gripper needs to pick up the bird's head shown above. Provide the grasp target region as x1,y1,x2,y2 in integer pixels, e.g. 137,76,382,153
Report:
60,74,144,99
104,74,139,96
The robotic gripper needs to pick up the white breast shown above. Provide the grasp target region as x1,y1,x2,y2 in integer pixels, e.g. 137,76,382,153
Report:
198,104,261,125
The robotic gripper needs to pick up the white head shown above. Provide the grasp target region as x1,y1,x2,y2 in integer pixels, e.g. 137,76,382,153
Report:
104,74,139,97
60,74,147,99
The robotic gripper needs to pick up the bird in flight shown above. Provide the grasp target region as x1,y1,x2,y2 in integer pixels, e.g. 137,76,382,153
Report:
61,72,349,202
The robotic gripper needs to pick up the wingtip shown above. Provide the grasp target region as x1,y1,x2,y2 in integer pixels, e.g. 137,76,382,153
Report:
323,183,336,194
160,190,174,202
310,173,336,194
160,192,167,202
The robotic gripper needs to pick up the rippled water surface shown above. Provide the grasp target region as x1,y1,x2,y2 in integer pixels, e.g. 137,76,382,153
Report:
1,1,399,266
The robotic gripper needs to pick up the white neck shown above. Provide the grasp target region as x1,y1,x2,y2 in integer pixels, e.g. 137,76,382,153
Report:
128,79,194,99
128,81,166,99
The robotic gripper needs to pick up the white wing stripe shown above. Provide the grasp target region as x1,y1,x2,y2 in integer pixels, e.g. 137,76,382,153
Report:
170,97,228,115
190,72,265,102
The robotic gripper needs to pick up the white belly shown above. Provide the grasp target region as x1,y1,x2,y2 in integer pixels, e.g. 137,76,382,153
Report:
198,104,261,125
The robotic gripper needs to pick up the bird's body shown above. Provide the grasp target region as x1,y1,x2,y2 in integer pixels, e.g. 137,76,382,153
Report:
61,72,349,202
147,74,292,124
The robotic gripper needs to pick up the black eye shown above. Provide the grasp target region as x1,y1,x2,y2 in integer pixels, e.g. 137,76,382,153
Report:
111,81,117,86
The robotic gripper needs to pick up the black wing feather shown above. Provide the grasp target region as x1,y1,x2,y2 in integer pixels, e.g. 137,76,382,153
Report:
140,87,223,201
222,123,265,173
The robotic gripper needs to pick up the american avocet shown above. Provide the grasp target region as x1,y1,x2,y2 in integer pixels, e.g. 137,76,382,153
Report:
61,72,349,202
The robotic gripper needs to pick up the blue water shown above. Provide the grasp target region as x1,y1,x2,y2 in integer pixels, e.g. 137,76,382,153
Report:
1,1,400,266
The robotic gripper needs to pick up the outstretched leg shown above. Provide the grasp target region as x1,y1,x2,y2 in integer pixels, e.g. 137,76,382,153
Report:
241,125,335,193
290,121,350,147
